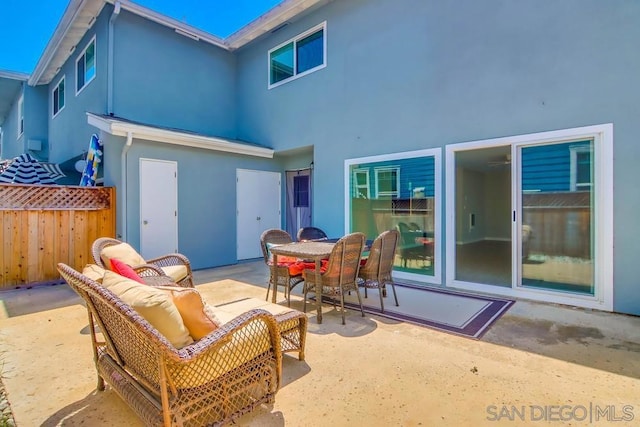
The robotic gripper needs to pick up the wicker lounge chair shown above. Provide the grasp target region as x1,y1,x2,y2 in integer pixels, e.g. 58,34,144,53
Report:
260,229,305,306
57,263,282,427
302,232,366,324
357,229,400,312
296,226,328,242
92,237,193,287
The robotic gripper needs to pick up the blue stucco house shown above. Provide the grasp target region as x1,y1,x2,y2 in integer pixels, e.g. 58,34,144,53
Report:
1,0,638,317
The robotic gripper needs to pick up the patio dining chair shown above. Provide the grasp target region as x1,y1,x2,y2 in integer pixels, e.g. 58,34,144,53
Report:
357,229,400,313
302,232,366,324
91,237,193,287
260,229,305,306
297,226,328,242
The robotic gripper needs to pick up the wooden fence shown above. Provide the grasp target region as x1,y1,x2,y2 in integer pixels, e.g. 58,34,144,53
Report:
0,184,116,289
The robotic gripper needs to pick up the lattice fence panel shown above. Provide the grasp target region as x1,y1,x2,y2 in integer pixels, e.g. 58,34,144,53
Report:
0,184,112,210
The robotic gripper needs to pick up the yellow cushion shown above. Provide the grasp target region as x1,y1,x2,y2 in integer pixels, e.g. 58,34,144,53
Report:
157,286,219,340
100,243,146,269
101,271,193,349
82,264,106,283
160,265,188,282
210,298,294,323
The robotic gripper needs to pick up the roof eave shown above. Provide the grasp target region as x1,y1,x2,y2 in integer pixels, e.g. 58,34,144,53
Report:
0,70,30,81
225,0,330,50
105,0,227,49
87,113,274,159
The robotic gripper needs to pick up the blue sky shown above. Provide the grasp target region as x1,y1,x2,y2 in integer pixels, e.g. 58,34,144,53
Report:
0,0,282,74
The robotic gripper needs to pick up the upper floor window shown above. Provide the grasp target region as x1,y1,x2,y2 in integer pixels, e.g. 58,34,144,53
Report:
53,76,65,117
76,37,96,94
268,22,326,89
375,167,400,198
17,95,24,138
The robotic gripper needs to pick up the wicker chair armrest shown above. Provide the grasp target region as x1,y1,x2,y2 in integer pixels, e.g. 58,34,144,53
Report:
176,309,282,361
132,264,165,277
146,253,191,270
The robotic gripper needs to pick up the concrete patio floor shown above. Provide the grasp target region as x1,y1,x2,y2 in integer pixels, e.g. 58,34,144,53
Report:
1,260,639,426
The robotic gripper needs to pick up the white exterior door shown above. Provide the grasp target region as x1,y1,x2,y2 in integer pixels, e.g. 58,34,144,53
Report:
237,169,281,260
140,158,178,259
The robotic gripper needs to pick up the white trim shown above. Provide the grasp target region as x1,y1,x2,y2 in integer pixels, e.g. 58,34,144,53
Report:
345,148,442,285
17,95,24,138
0,70,29,81
52,75,66,118
226,0,329,49
87,112,274,158
445,123,614,311
75,35,96,95
268,21,326,89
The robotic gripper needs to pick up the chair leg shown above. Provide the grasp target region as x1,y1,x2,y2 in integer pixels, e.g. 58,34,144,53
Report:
303,285,308,313
390,282,399,307
353,287,366,318
378,284,385,313
265,281,271,301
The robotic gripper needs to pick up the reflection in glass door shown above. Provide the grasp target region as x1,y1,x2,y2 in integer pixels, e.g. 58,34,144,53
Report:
518,140,595,295
346,149,441,283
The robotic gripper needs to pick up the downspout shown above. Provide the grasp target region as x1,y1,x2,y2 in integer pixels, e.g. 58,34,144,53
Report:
120,131,133,240
107,1,121,115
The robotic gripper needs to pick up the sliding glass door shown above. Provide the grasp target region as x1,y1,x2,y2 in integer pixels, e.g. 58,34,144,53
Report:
447,124,612,310
516,140,595,295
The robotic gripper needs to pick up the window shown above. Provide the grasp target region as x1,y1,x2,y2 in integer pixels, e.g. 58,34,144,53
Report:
268,22,326,88
346,150,441,282
293,175,310,207
352,169,370,198
53,76,65,117
76,37,96,94
375,167,400,198
570,143,593,191
17,95,24,138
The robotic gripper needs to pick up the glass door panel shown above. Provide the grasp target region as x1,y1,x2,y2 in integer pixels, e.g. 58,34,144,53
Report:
518,140,595,295
348,155,436,278
454,147,512,287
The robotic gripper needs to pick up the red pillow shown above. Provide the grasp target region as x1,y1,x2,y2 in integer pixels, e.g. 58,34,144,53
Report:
110,258,145,284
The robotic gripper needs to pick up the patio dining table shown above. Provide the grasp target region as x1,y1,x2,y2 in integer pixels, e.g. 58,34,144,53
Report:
270,241,335,324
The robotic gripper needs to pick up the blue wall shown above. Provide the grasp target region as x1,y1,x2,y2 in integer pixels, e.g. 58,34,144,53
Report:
1,85,24,160
102,134,285,269
1,84,49,161
235,0,640,314
47,5,110,164
112,10,237,139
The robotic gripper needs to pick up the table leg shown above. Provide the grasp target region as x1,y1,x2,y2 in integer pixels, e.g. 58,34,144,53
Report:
272,254,278,304
315,258,322,324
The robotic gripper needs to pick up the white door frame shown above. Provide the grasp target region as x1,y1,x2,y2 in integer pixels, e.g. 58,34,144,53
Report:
445,124,613,311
